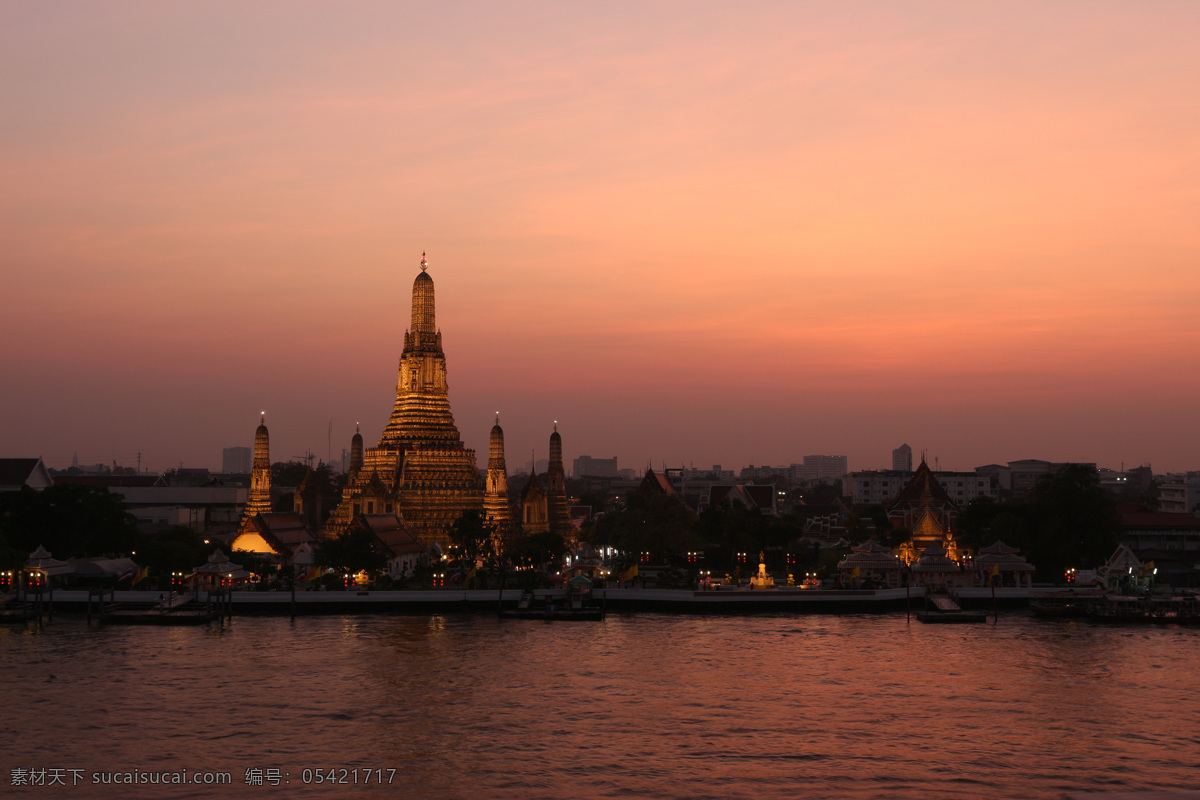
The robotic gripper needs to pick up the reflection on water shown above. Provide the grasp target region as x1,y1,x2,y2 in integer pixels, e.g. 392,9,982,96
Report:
2,614,1197,799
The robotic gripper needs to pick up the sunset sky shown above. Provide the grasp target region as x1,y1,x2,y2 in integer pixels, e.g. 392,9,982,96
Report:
2,1,1198,476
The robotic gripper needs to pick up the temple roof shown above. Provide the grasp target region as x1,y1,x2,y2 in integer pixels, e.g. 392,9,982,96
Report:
247,512,319,555
193,549,248,577
356,513,423,556
978,540,1021,555
1118,503,1200,530
888,459,956,510
638,468,677,496
0,457,53,490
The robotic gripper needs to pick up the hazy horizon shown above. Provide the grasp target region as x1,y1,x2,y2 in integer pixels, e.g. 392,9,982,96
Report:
3,2,1197,475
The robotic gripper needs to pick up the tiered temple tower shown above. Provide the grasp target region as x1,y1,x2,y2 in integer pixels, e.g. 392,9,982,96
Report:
483,414,512,529
237,413,273,532
546,424,572,540
326,255,484,545
520,463,549,536
349,423,364,479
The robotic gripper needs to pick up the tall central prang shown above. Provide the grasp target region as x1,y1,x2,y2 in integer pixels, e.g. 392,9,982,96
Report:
326,254,483,545
379,254,464,449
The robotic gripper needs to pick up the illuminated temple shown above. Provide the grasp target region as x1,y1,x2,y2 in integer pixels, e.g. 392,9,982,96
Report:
324,255,484,545
235,413,273,536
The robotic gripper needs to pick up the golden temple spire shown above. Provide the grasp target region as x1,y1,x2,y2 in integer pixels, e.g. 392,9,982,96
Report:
420,251,428,272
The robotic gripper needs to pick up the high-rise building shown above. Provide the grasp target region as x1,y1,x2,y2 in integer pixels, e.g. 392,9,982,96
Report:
222,446,252,474
325,255,484,545
893,443,913,473
797,455,848,482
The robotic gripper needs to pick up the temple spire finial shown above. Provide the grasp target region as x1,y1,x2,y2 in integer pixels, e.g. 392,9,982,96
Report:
420,251,428,272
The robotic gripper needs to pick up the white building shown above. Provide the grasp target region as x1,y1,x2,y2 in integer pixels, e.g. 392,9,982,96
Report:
846,470,997,505
1159,471,1200,515
791,455,848,483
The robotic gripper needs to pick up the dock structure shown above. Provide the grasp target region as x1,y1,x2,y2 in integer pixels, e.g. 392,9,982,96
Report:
15,584,1110,619
916,593,988,623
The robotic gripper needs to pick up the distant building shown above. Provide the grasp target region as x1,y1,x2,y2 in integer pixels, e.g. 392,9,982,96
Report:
109,485,247,533
1158,472,1200,515
1007,459,1096,498
791,455,848,483
222,446,252,474
974,464,1012,493
892,444,913,473
739,464,790,482
846,468,996,506
573,455,618,478
1118,503,1200,565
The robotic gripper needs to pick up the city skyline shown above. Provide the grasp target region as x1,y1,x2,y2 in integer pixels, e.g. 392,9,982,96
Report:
3,2,1198,474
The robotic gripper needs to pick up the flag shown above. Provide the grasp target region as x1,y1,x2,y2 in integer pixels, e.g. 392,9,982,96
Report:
989,564,1000,578
851,567,860,579
132,566,150,586
305,566,322,581
466,566,477,580
118,564,137,582
621,564,638,583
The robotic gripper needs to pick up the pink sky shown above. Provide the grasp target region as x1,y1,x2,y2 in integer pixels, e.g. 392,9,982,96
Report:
2,1,1198,475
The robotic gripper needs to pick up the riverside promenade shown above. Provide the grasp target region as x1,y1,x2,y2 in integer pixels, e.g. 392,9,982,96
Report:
15,585,1041,617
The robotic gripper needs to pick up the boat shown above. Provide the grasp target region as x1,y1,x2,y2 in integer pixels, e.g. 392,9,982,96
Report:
1029,589,1107,618
1088,593,1200,625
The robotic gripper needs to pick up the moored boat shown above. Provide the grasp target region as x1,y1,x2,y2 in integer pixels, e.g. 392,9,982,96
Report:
1088,593,1200,625
1030,589,1107,618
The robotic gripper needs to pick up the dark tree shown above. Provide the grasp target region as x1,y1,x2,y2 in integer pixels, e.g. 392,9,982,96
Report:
585,490,698,560
446,509,496,588
316,526,389,577
0,484,141,560
1026,464,1120,579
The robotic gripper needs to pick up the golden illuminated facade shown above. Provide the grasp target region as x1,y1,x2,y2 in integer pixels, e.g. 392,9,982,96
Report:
237,414,273,534
483,415,512,528
520,469,549,535
326,256,484,545
889,459,966,565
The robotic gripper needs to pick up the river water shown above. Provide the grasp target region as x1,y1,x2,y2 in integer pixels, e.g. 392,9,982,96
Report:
2,612,1197,799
